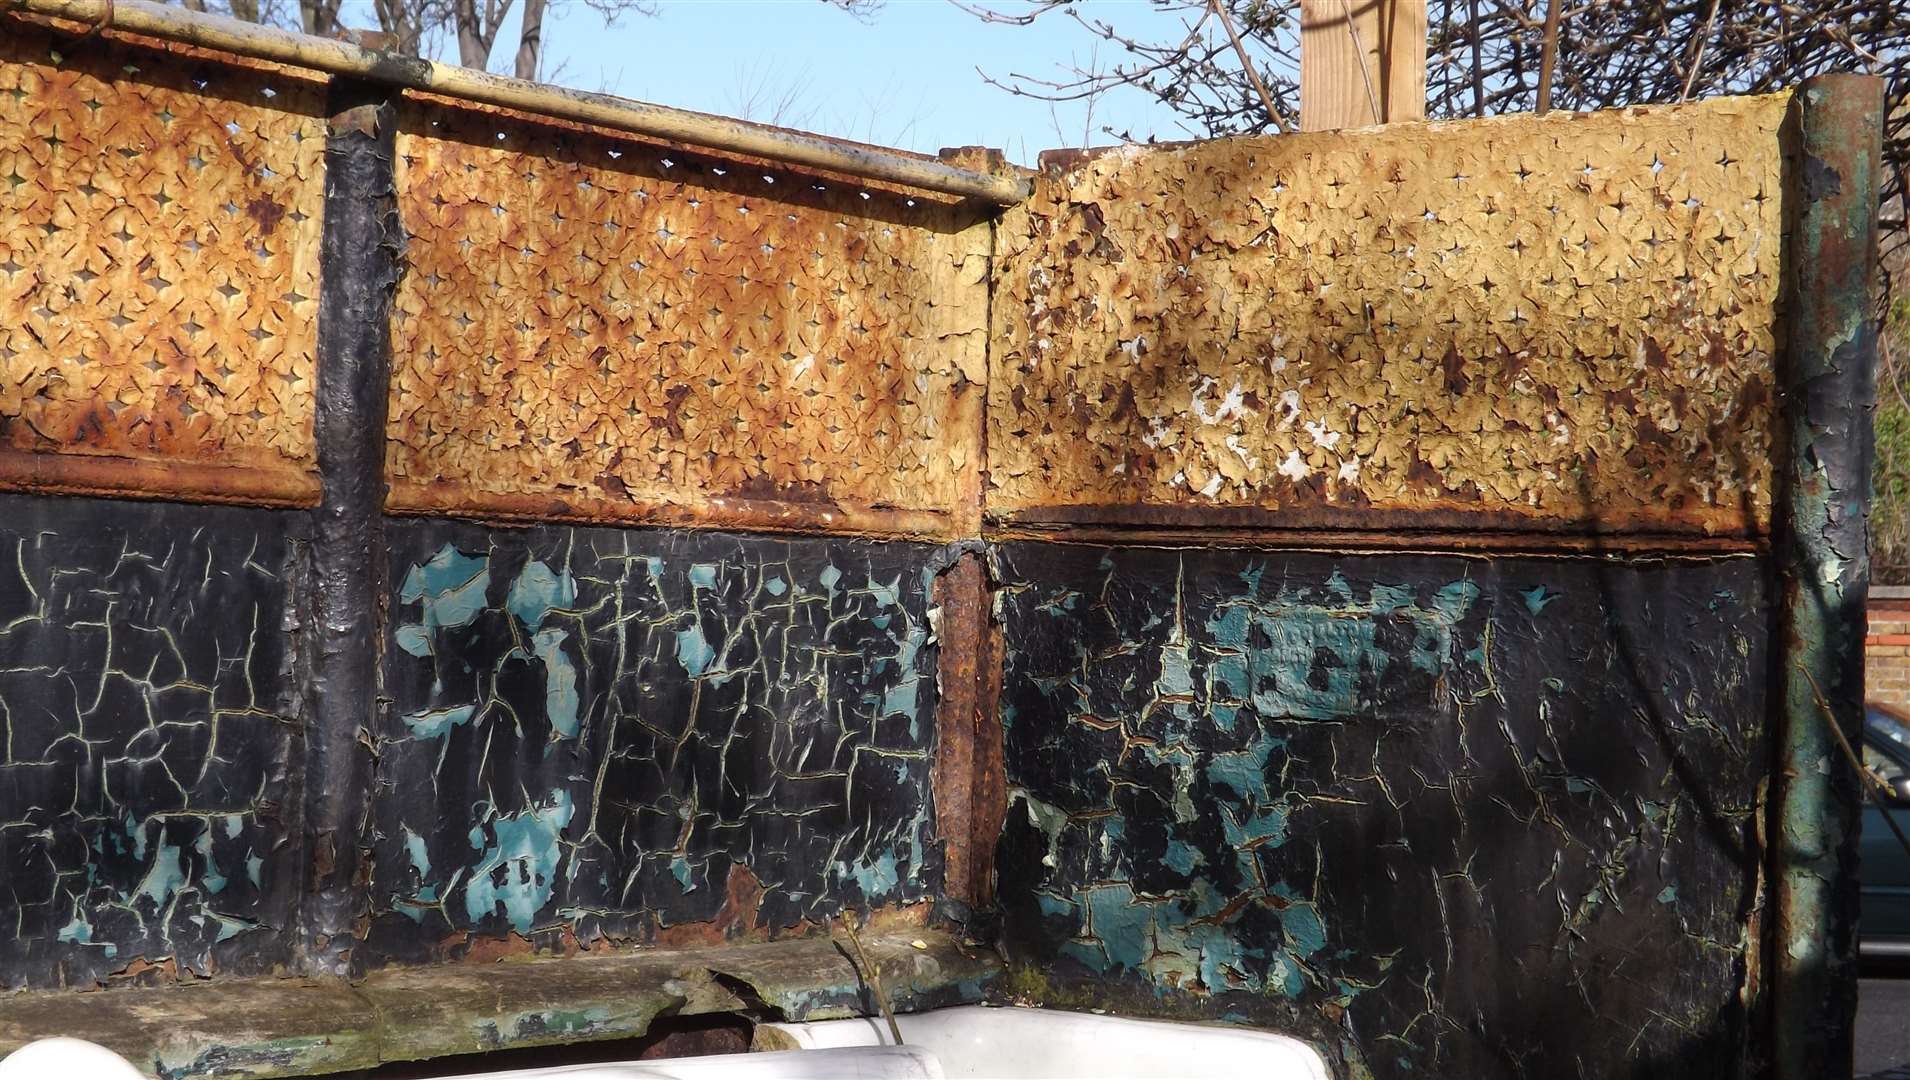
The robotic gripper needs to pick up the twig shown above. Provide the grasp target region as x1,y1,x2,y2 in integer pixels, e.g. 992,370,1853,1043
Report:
1466,0,1485,116
1679,0,1721,101
837,914,903,1047
1209,0,1290,134
1335,0,1384,124
1535,0,1564,113
1883,333,1910,415
1800,663,1910,865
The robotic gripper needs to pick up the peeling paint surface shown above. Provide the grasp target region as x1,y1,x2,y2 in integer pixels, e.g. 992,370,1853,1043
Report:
0,494,301,989
363,521,942,964
385,98,991,532
994,542,1768,1077
989,95,1789,535
0,24,327,499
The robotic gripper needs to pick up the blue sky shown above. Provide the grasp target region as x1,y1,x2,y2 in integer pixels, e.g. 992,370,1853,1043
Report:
482,0,1206,164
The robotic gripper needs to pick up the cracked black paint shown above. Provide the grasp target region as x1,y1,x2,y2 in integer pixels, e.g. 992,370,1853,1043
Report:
994,542,1769,1079
0,494,303,989
360,520,943,966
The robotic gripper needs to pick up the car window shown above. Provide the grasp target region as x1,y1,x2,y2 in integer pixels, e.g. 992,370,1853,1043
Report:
1867,741,1910,788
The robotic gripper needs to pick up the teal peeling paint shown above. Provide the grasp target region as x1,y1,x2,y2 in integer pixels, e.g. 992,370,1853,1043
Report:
1163,837,1202,874
395,825,440,923
404,826,433,880
1205,731,1284,802
1207,574,1480,719
1037,891,1077,918
880,619,927,717
1278,897,1328,958
675,623,716,677
136,840,188,907
203,911,256,942
847,851,900,897
1522,586,1559,615
688,563,720,590
1157,640,1195,696
196,828,227,894
463,792,575,933
507,559,576,631
529,627,580,739
397,545,491,656
403,703,477,739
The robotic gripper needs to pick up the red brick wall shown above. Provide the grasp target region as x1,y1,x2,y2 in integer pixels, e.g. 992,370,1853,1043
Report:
1869,592,1910,709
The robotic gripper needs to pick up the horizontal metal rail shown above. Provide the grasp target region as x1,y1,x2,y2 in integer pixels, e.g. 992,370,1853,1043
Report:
3,0,1031,205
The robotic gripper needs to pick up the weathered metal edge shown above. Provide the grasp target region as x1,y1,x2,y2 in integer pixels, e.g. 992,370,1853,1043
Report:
2,0,1027,204
984,523,1765,558
292,82,401,979
0,450,319,508
0,931,997,1079
1772,72,1885,1080
384,482,965,542
989,499,1760,539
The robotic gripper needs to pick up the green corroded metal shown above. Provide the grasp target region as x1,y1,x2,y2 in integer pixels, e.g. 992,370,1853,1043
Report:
1774,72,1886,1080
0,930,995,1078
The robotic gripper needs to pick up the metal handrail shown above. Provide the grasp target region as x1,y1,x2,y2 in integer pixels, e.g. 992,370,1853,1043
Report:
3,0,1031,205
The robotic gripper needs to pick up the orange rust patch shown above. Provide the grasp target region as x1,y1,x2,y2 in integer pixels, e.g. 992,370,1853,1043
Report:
0,24,326,500
654,864,767,948
385,95,991,532
988,94,1791,536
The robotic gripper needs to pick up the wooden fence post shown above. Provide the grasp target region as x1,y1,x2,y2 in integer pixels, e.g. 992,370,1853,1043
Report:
1299,0,1426,130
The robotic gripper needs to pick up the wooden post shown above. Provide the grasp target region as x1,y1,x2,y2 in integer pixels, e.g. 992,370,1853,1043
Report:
1300,0,1426,130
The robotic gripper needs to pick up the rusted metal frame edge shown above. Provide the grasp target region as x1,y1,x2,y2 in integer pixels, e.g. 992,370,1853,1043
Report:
930,188,1006,910
1771,73,1885,1080
930,557,982,905
296,79,401,978
0,449,319,507
984,522,1765,559
2,0,1028,205
990,500,1761,539
0,930,997,1078
384,483,966,542
931,552,1008,910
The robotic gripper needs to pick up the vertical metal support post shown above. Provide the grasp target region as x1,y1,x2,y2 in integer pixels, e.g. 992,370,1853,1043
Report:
930,550,1007,908
297,80,400,976
1775,72,1885,1079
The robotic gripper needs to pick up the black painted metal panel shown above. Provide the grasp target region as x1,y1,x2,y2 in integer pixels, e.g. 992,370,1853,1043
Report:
362,520,944,965
0,494,304,989
993,541,1770,1078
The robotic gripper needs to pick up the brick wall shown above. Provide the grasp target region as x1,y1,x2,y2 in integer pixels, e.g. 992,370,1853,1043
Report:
1869,588,1910,709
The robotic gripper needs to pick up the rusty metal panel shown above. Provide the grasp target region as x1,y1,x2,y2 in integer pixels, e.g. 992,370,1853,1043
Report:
360,520,944,966
989,94,1791,536
386,96,992,538
993,541,1770,1077
0,21,327,505
0,492,304,991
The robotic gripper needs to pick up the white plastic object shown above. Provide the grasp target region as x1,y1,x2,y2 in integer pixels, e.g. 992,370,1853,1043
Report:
761,1005,1332,1080
416,1045,943,1079
0,1038,148,1080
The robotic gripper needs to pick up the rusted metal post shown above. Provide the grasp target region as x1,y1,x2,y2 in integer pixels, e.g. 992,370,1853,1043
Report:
297,79,400,977
1774,72,1885,1080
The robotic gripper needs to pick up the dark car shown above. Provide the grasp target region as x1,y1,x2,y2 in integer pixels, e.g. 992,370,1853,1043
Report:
1864,702,1910,955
